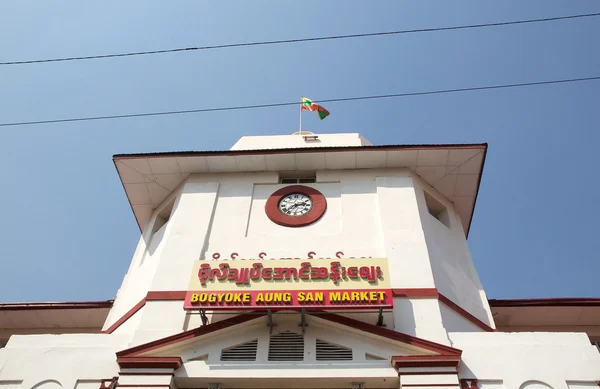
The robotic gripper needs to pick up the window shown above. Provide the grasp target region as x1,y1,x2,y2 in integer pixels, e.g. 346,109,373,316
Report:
279,171,316,184
424,190,450,228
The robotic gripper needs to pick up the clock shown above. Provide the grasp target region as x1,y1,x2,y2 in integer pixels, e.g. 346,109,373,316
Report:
278,193,313,216
265,185,327,227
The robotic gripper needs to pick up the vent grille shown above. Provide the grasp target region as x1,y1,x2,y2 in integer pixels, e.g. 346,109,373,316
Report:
268,331,304,361
316,339,353,361
220,339,258,361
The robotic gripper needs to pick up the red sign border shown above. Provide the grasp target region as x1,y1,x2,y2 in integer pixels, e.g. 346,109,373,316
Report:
183,289,393,311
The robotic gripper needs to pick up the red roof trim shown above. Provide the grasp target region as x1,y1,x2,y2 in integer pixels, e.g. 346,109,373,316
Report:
146,291,187,300
466,144,487,236
116,310,461,359
438,294,495,332
116,313,263,357
113,143,488,160
103,298,146,334
117,356,182,369
489,298,600,307
0,300,113,311
316,312,462,356
392,288,439,298
113,143,488,236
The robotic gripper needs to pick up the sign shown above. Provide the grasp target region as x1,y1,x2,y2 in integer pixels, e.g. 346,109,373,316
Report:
184,258,392,310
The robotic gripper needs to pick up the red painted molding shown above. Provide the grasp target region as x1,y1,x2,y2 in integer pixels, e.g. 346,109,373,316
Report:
265,185,327,227
99,378,117,389
460,379,478,389
117,356,182,369
0,301,113,311
104,288,494,335
116,309,462,363
146,291,187,300
400,371,459,375
114,143,487,160
104,291,189,334
489,298,600,307
391,288,494,332
319,313,461,356
392,355,461,369
438,294,495,332
392,288,439,298
117,313,263,357
103,299,146,334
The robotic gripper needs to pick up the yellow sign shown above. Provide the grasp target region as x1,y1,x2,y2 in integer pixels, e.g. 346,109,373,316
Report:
187,258,391,290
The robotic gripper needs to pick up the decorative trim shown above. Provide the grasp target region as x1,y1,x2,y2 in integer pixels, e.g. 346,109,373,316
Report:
392,355,462,369
265,185,327,227
401,385,459,388
438,294,495,332
116,310,461,361
318,313,462,356
489,298,600,307
104,288,494,335
114,144,487,159
116,385,170,388
399,371,459,375
116,356,182,369
392,288,439,298
99,378,117,389
103,299,146,334
460,379,478,389
104,291,189,334
117,313,262,357
146,291,187,301
0,301,113,311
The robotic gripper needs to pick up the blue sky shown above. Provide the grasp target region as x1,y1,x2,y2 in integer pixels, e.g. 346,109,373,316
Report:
1,1,599,302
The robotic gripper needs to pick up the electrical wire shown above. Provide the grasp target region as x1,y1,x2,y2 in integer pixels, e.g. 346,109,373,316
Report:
1,75,598,128
2,12,599,65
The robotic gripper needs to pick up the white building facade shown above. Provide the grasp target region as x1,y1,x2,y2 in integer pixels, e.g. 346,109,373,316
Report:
1,133,599,389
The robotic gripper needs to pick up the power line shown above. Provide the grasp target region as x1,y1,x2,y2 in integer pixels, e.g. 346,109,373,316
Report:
1,75,598,128
2,12,600,65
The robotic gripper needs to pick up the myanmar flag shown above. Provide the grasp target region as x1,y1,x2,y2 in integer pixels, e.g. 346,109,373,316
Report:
301,97,330,120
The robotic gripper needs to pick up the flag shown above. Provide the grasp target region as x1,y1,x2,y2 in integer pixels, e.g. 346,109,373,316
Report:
301,97,330,120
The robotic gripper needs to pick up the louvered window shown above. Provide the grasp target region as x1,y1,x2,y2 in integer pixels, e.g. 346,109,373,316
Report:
268,331,304,361
220,339,258,361
316,339,352,361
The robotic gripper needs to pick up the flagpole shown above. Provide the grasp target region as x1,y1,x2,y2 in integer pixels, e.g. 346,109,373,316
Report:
299,98,303,135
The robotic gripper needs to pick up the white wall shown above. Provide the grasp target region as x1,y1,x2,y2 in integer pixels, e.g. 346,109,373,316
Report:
451,332,600,389
230,133,371,150
105,168,495,344
414,176,495,329
0,334,129,389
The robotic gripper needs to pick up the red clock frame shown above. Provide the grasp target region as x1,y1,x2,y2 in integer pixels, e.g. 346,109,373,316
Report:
265,185,327,227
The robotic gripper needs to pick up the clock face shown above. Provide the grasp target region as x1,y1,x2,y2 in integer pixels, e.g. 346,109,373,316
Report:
278,193,313,216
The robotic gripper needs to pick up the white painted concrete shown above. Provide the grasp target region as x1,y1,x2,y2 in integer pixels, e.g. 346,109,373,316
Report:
2,133,599,389
451,332,600,389
230,133,371,150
